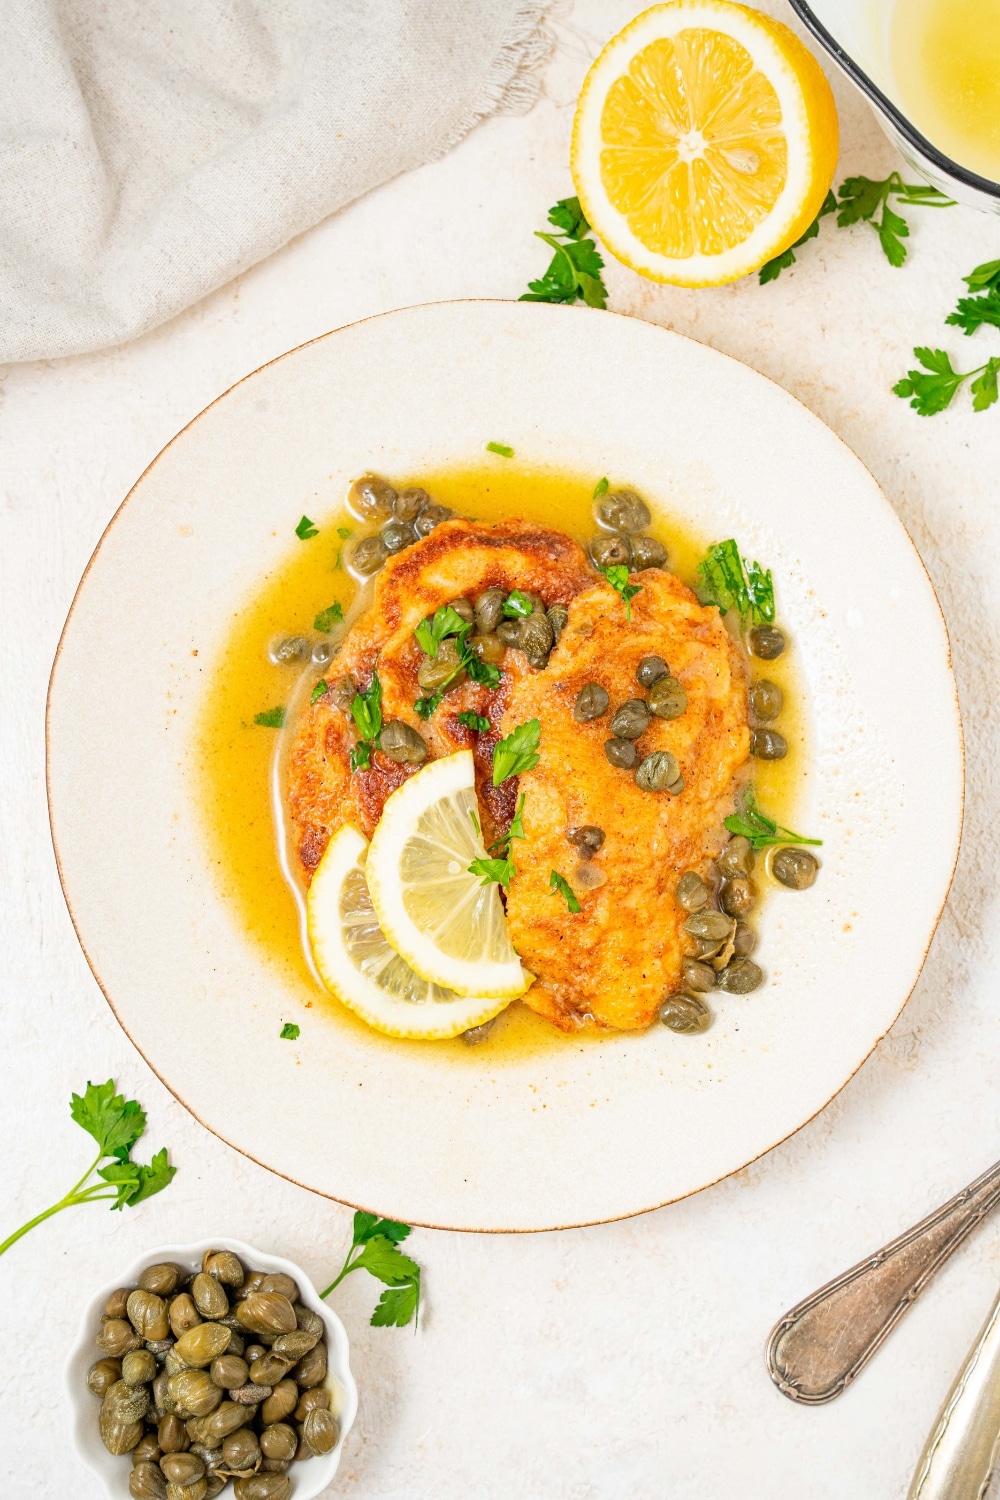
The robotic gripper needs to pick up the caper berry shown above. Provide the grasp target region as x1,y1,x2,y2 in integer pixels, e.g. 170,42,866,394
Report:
496,619,522,648
675,872,709,911
750,728,788,760
771,847,820,890
733,923,757,956
573,682,609,721
348,474,396,522
636,655,670,688
393,486,429,522
520,610,555,665
268,636,309,666
590,532,632,569
648,675,687,719
417,637,465,692
717,836,755,877
658,993,711,1033
749,625,786,660
610,699,652,740
566,825,605,856
547,604,568,641
413,503,453,536
351,536,389,576
630,535,668,569
596,488,651,534
474,588,506,633
717,958,764,993
469,632,504,665
636,750,682,793
381,519,417,554
719,877,757,918
749,679,783,722
604,737,638,769
379,719,428,765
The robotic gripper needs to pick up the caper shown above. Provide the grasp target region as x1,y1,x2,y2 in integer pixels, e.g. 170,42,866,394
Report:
417,636,465,692
146,1338,175,1358
232,1380,277,1406
590,532,631,569
169,1295,202,1339
104,1378,151,1426
750,727,787,760
303,1407,339,1455
294,1387,330,1422
167,1482,208,1500
675,872,709,911
140,1264,182,1297
224,1327,246,1355
204,1478,227,1499
717,835,755,877
749,625,786,660
89,1357,123,1396
233,1475,291,1500
635,750,683,793
158,1414,190,1453
203,1250,245,1288
174,1323,231,1368
566,825,605,856
101,1411,143,1457
268,635,309,666
472,588,505,633
394,486,429,522
99,1319,145,1357
610,698,651,740
249,1352,294,1387
237,1272,267,1300
161,1452,206,1485
547,604,569,641
243,1346,266,1365
520,610,554,665
122,1349,158,1386
260,1423,298,1462
132,1433,162,1465
294,1304,324,1338
153,1371,174,1417
295,1433,315,1461
772,847,820,890
496,619,522,648
648,675,687,719
469,631,504,665
106,1288,132,1319
293,1341,327,1389
596,488,651,534
573,682,609,721
348,473,396,522
168,1370,224,1419
260,1380,298,1426
461,1018,497,1045
211,1355,249,1391
717,957,764,993
165,1349,191,1376
351,535,389,576
381,518,417,554
733,923,757,956
272,1329,319,1361
128,1291,171,1341
630,535,668,569
130,1462,168,1499
260,1458,292,1473
682,958,716,992
683,910,734,941
379,719,428,764
443,597,473,626
330,673,357,713
658,994,711,1033
604,737,637,769
720,877,757,918
189,1400,251,1447
749,679,783,722
191,1273,229,1321
636,655,669,688
413,503,453,536
223,1427,262,1471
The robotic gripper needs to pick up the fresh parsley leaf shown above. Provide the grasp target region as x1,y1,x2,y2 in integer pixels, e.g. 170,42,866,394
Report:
503,590,534,619
254,707,286,728
414,694,442,720
964,258,1000,294
466,656,502,688
601,564,642,620
468,854,516,889
98,1149,176,1211
371,1282,420,1328
351,672,383,744
310,680,328,705
320,1214,421,1328
893,347,973,415
492,719,541,785
946,289,1000,337
549,870,581,913
337,526,353,539
350,741,373,772
457,712,490,732
507,792,526,844
486,441,514,458
295,515,319,540
280,1022,300,1039
415,605,468,658
696,541,774,627
593,477,609,499
70,1080,146,1158
547,196,590,239
350,1210,412,1246
835,174,952,267
758,191,836,283
469,807,482,838
519,199,609,309
314,601,344,632
724,786,822,851
971,357,1000,413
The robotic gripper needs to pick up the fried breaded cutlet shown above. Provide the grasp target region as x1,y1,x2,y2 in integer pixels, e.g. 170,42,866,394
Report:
286,517,750,1032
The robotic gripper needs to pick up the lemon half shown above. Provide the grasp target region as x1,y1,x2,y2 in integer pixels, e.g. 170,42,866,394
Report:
572,1,839,286
365,751,531,999
307,825,513,1039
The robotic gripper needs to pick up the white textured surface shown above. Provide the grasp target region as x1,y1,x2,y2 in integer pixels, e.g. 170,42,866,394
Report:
3,1,1000,1495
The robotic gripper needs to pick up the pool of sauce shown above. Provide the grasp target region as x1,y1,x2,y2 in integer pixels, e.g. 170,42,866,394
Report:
195,465,805,1059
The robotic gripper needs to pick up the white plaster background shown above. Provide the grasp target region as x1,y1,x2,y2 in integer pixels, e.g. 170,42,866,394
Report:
3,2,1000,1495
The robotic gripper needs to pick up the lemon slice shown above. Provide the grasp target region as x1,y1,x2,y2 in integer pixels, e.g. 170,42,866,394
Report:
365,750,531,999
307,825,513,1039
572,0,839,286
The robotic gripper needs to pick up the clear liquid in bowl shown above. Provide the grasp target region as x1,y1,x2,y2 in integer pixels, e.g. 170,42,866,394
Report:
891,0,1000,181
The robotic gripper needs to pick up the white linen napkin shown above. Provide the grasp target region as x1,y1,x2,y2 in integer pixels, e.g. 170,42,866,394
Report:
0,0,551,362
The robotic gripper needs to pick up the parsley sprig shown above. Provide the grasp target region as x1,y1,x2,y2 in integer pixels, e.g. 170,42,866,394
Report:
320,1211,421,1328
725,786,822,852
601,564,642,620
893,347,1000,416
519,197,608,309
492,720,540,786
254,706,286,728
549,870,582,913
414,606,502,719
760,191,837,284
468,793,526,890
946,260,1000,336
314,601,344,632
696,541,774,628
0,1080,176,1260
350,671,382,771
295,515,319,540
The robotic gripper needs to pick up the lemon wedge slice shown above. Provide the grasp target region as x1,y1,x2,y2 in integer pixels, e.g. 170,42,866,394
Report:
307,825,513,1039
364,751,531,999
571,0,839,286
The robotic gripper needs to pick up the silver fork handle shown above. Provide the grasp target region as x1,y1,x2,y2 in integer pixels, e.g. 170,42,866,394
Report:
909,1287,1000,1500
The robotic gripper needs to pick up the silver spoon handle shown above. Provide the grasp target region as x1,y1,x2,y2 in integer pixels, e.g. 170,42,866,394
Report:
767,1157,1000,1404
908,1287,1000,1500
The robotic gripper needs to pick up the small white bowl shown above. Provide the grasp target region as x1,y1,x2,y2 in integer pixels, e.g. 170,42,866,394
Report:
65,1236,358,1499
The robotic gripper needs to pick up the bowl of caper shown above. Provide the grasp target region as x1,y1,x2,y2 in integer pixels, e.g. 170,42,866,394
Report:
65,1237,358,1499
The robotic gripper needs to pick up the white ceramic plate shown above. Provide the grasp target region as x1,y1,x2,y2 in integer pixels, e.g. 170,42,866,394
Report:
48,301,963,1232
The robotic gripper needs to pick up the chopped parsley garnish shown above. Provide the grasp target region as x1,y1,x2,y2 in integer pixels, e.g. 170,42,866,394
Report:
759,191,836,283
549,870,581,913
492,720,540,786
320,1209,421,1328
337,526,354,539
466,656,502,687
415,605,469,658
295,515,319,539
412,606,501,718
593,477,609,499
894,347,1000,416
469,807,482,838
414,694,442,720
314,601,344,632
601,564,642,620
519,197,608,309
946,260,1000,337
503,590,535,619
350,741,373,772
254,706,286,728
350,671,382,771
486,441,514,458
725,786,822,852
469,794,526,890
310,680,328,705
280,1022,300,1040
696,540,774,628
457,712,491,732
